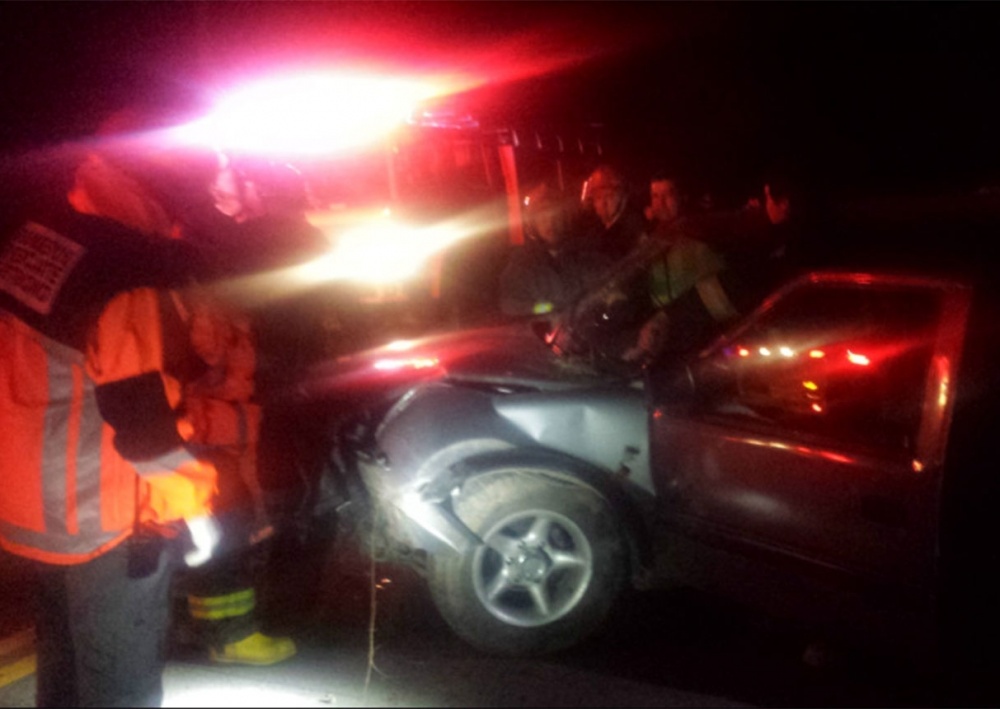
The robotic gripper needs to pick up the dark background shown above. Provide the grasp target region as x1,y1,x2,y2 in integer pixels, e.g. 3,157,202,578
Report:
2,1,998,204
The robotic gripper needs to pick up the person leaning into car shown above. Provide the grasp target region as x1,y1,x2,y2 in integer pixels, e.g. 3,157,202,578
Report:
625,172,819,363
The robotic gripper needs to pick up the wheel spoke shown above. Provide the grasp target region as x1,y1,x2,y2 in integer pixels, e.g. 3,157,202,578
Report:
484,568,514,601
549,549,588,571
525,515,553,546
527,581,552,619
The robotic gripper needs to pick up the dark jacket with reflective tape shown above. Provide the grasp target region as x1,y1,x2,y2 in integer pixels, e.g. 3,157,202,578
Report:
0,206,216,565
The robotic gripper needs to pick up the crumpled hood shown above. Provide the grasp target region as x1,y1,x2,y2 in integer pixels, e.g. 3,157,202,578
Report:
292,320,606,406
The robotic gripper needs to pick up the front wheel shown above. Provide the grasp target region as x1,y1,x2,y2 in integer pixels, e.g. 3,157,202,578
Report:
428,472,626,656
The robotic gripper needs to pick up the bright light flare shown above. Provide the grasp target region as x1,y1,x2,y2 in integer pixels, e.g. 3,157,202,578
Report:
164,673,338,708
385,339,417,352
295,213,472,285
181,73,442,155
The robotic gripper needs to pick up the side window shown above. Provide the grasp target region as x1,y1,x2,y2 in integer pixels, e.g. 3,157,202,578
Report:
695,283,942,454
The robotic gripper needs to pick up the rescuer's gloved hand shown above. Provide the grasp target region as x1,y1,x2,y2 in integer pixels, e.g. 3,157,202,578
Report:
184,514,222,567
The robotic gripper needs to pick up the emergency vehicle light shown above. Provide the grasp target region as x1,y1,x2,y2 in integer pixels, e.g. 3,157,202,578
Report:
182,72,444,156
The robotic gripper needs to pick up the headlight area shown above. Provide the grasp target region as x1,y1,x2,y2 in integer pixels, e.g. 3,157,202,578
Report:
354,450,481,562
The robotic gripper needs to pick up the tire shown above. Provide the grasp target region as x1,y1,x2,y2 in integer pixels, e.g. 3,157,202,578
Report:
427,471,627,656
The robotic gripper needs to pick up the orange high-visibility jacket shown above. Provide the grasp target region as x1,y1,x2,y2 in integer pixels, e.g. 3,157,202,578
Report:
0,210,218,565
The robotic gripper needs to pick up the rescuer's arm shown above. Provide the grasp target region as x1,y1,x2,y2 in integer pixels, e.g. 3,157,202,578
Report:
623,268,746,363
626,251,796,363
86,287,220,565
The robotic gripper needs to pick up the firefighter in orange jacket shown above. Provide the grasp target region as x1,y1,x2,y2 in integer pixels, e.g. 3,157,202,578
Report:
0,108,223,707
174,286,297,666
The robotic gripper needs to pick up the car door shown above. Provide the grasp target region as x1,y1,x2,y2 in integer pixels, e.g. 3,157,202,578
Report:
649,274,970,595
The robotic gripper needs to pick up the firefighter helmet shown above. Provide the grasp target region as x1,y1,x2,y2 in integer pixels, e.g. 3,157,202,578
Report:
523,182,567,245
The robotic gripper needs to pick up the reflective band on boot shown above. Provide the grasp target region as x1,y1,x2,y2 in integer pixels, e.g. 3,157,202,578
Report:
187,588,255,621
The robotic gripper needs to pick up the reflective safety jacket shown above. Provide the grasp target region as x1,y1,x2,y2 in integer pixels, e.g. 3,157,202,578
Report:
0,209,218,565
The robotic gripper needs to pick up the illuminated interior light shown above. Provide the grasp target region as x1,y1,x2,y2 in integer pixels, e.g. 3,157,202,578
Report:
802,380,818,391
938,373,950,408
779,346,794,358
846,350,870,366
809,349,825,358
738,347,750,357
373,357,439,371
759,347,772,357
811,403,823,413
912,459,925,473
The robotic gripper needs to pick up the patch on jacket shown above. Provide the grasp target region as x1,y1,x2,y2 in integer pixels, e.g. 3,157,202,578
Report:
0,222,85,315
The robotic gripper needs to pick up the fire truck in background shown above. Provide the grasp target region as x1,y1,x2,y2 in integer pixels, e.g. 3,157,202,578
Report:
191,72,607,354
309,110,605,336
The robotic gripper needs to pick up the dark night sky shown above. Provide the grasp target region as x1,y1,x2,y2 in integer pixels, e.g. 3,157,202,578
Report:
2,1,999,201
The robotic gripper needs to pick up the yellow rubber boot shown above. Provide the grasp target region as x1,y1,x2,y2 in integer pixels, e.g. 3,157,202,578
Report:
210,632,297,666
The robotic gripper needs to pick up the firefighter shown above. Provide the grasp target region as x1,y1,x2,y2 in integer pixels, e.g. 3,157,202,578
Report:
119,152,305,666
499,182,605,316
0,106,223,706
624,229,802,364
224,161,339,636
171,156,327,662
578,163,648,263
173,285,298,666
